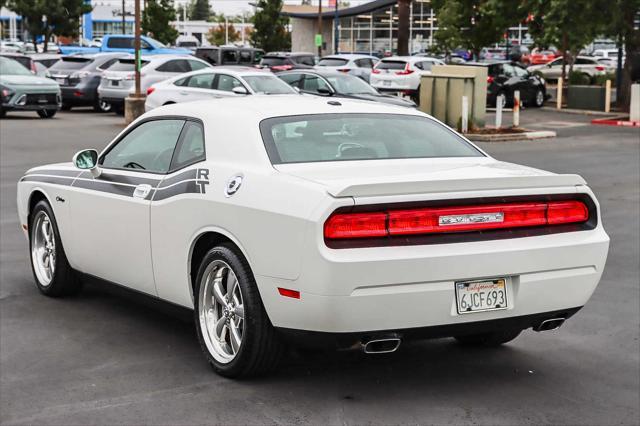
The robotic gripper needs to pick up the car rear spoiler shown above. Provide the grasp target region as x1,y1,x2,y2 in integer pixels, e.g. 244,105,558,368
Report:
327,174,587,198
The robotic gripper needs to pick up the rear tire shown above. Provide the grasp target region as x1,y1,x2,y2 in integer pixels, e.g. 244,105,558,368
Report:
454,329,522,347
533,88,545,107
61,103,72,111
37,109,56,119
194,243,285,378
29,200,82,297
94,99,112,113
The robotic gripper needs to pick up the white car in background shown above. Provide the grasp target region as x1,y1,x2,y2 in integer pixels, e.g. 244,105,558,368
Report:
145,67,298,111
18,97,609,378
370,56,444,100
315,54,379,82
98,54,211,113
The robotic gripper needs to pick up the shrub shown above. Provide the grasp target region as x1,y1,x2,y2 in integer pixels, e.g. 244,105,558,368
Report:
568,70,592,86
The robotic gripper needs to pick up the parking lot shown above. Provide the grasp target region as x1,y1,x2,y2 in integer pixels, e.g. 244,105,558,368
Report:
0,108,638,425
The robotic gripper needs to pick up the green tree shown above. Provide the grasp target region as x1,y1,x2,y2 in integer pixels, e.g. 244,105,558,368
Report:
190,0,211,21
523,0,610,80
8,0,92,52
142,0,179,45
432,0,526,58
206,23,241,46
251,0,290,52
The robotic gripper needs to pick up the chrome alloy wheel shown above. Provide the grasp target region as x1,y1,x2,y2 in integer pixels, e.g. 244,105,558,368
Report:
31,211,56,286
536,90,545,107
198,260,245,363
99,100,112,112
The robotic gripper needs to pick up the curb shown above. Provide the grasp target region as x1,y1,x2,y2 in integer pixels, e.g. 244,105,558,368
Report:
540,106,618,116
465,130,557,142
591,117,640,127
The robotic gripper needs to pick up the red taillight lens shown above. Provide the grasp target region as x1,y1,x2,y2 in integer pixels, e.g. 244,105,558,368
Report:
487,76,495,83
595,65,605,71
395,64,414,75
337,68,350,73
547,201,589,225
325,200,589,240
146,86,155,95
272,64,293,72
278,287,300,299
324,212,387,239
371,68,381,74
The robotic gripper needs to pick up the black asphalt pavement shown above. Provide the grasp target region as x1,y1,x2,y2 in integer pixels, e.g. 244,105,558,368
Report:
1,108,638,425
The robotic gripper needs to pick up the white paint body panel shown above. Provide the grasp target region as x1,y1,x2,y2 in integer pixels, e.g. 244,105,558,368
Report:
17,97,609,335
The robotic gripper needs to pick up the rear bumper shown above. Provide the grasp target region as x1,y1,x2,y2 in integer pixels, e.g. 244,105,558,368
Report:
277,307,582,349
61,84,98,105
97,86,130,102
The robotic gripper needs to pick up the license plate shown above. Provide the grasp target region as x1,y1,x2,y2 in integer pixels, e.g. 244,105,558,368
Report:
110,80,120,87
455,278,508,314
55,78,65,84
383,80,391,86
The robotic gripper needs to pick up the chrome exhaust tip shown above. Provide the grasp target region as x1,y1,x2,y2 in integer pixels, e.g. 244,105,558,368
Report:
362,337,401,354
534,318,566,332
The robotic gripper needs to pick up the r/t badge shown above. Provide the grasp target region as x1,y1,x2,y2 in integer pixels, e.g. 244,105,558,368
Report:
196,168,210,194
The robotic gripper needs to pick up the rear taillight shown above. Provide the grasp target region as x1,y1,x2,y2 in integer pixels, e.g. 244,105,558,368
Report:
272,64,293,72
595,65,605,71
371,68,381,74
395,63,414,75
146,86,155,95
337,68,350,73
487,76,495,83
324,200,589,240
30,61,37,74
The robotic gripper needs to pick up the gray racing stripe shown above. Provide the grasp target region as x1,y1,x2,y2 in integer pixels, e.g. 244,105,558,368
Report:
152,180,201,201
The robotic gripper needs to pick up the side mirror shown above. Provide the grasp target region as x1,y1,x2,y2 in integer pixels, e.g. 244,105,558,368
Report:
72,149,101,178
317,87,333,96
232,86,249,95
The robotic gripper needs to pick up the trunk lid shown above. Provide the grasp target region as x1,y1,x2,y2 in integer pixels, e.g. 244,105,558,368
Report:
274,158,586,198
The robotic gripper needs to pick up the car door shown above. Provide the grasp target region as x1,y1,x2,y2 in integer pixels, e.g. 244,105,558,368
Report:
150,120,209,306
68,119,186,295
175,72,219,102
211,73,249,97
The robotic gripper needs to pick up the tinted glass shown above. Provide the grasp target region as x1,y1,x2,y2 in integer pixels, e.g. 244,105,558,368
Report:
215,74,243,92
239,51,252,64
106,37,134,49
171,121,206,170
376,60,406,70
189,60,209,70
102,120,185,173
260,114,483,164
107,59,149,71
278,73,303,88
575,58,596,65
187,73,215,88
0,57,31,75
296,56,315,66
415,61,434,71
325,74,377,95
222,50,238,64
50,57,92,71
174,76,189,86
156,60,190,73
96,58,119,70
301,75,331,93
243,75,297,94
261,57,287,66
0,55,31,70
355,58,374,68
318,58,349,66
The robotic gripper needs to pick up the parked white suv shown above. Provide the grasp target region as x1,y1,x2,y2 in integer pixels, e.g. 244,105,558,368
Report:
315,54,379,82
97,54,211,113
369,56,444,100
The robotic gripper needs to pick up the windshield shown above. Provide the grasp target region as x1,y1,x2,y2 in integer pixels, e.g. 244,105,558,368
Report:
318,58,349,67
0,57,32,75
50,57,92,71
325,74,377,95
243,75,297,94
260,114,483,164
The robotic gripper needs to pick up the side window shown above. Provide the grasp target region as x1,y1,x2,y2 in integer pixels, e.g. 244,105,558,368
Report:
501,63,516,77
302,75,331,94
101,120,185,173
414,61,423,70
239,51,252,64
174,76,189,86
156,60,190,73
106,37,134,49
575,58,595,65
97,58,119,71
222,50,238,64
214,74,243,92
299,56,316,66
356,58,374,68
171,121,206,171
140,39,152,50
279,73,303,88
187,73,215,88
188,60,208,70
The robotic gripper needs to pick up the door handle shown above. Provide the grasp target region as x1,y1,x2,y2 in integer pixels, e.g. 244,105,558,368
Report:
133,184,152,199
179,91,189,95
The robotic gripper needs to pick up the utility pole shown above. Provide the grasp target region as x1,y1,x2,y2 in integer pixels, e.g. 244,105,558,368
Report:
134,0,141,97
125,0,145,123
397,0,410,56
333,0,338,54
122,0,126,34
317,0,323,57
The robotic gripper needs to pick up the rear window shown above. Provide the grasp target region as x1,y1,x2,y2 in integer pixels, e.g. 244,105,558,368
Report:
107,59,150,71
50,57,92,70
318,58,349,67
261,56,288,66
1,55,31,70
107,37,134,49
376,60,406,70
260,114,483,164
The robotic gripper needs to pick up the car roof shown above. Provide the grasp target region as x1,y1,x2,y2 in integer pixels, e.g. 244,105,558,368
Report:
176,67,271,78
279,69,346,77
381,56,440,63
265,52,314,57
320,54,376,60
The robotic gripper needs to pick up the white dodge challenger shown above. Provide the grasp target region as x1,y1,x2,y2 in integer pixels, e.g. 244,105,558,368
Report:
17,97,609,377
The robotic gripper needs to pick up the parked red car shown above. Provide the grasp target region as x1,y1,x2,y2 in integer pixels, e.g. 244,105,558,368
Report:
528,49,559,65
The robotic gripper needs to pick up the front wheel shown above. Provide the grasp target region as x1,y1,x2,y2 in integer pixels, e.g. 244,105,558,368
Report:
533,88,545,107
194,243,284,378
29,200,82,296
454,329,522,347
37,109,56,119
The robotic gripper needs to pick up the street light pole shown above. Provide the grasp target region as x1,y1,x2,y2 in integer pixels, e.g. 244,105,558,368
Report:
124,0,145,123
134,0,141,98
122,0,126,34
317,0,323,57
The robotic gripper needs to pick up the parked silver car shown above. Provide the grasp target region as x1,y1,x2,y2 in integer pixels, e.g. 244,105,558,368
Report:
97,54,211,113
528,56,610,82
315,54,379,82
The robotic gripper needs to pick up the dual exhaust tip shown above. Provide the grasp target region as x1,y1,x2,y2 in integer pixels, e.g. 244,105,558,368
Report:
360,317,566,353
